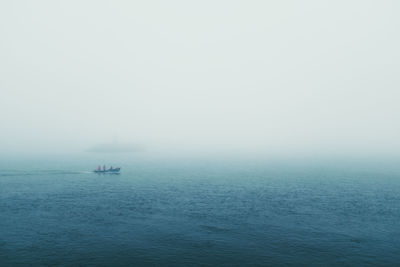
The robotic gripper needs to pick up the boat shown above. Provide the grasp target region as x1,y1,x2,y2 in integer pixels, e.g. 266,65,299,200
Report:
94,165,121,174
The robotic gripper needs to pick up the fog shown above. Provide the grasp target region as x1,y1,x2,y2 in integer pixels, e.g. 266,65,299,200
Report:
0,1,399,157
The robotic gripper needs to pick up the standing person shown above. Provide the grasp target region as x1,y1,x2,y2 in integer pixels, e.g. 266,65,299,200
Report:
103,165,106,171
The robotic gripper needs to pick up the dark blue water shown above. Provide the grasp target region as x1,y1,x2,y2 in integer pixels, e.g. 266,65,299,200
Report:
1,156,400,266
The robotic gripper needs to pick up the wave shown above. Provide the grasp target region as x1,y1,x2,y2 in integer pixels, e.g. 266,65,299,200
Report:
0,170,90,177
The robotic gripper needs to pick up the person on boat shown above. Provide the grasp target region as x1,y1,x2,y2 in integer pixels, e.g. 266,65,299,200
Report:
103,165,106,171
98,166,101,171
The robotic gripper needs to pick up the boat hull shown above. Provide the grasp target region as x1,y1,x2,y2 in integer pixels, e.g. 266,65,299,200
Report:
93,168,121,174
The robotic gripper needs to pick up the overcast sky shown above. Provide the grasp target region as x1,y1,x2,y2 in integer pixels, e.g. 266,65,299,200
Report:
0,1,399,156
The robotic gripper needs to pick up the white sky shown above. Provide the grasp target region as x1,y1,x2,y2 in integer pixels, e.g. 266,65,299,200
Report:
0,0,399,156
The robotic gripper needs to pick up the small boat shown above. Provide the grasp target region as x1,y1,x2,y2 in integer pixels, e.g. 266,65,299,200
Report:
94,165,121,174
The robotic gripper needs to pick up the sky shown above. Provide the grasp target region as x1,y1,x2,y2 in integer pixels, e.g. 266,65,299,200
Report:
0,0,399,157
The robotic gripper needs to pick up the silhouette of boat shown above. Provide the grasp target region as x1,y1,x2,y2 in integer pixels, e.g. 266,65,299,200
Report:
94,166,121,174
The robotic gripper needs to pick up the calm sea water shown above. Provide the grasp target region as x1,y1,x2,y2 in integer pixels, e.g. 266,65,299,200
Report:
1,155,399,266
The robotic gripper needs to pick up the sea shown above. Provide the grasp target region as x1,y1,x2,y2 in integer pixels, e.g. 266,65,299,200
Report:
1,154,399,266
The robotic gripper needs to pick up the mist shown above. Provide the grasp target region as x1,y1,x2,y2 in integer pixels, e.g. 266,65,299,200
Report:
1,0,399,157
